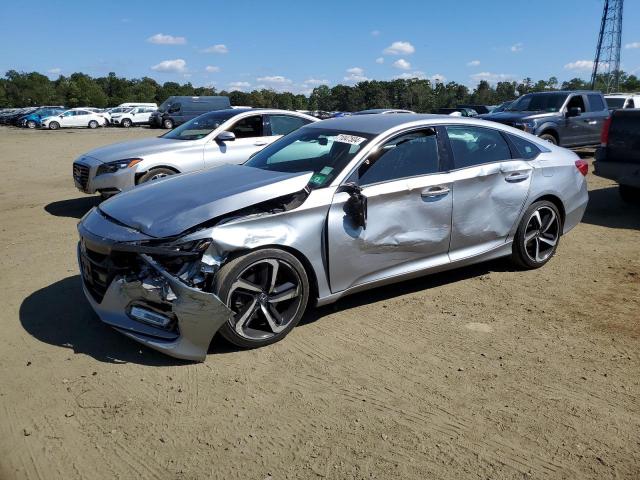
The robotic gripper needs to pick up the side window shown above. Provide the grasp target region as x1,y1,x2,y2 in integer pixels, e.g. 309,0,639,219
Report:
231,115,264,138
508,134,541,160
168,103,181,114
567,95,586,113
358,129,440,186
627,99,636,109
446,126,512,169
587,94,606,112
269,115,310,136
63,111,75,117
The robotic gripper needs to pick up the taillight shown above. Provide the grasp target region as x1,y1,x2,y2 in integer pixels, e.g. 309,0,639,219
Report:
575,159,588,176
600,116,612,146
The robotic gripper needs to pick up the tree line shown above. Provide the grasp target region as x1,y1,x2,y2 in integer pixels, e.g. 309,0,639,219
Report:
1,70,639,112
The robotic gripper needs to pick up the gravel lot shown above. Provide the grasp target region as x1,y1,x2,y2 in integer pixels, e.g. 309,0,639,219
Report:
0,126,638,480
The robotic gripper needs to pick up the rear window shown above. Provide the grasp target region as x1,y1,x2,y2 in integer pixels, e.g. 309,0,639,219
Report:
508,134,541,160
588,94,606,112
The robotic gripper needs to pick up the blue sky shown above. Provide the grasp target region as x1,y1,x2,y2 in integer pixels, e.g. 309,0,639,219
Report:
1,0,639,93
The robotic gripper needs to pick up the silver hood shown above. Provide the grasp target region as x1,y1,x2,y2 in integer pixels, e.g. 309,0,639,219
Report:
99,165,313,238
82,137,190,163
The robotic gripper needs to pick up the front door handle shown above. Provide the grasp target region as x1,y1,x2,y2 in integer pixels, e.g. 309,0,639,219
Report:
504,172,530,182
421,186,450,198
582,120,598,125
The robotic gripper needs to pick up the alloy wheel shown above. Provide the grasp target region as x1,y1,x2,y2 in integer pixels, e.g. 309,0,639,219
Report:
149,172,169,180
523,206,560,263
226,258,303,340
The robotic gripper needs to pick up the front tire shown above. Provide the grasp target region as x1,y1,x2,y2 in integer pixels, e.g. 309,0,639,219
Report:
137,167,176,184
539,133,557,145
619,184,640,204
511,200,562,269
88,120,98,129
121,118,132,128
27,120,37,129
215,249,310,348
163,118,174,129
48,121,60,130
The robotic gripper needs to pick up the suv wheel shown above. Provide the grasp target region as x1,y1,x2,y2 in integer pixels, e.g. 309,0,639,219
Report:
539,133,557,145
163,118,174,129
121,118,132,128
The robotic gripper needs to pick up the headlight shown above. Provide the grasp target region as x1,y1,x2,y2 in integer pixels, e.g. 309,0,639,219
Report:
515,121,536,133
96,158,143,175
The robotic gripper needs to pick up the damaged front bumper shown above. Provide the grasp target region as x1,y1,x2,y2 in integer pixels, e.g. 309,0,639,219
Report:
77,225,232,362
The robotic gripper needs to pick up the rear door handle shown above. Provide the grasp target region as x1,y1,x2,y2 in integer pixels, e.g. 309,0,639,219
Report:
421,186,450,198
504,172,530,182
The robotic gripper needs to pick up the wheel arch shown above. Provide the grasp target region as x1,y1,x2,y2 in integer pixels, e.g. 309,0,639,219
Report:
134,165,181,184
530,194,566,230
538,126,560,145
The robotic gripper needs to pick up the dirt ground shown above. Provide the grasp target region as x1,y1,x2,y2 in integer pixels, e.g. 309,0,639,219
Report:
0,125,638,480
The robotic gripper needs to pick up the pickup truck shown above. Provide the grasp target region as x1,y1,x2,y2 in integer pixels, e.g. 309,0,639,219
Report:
482,90,609,148
594,109,640,203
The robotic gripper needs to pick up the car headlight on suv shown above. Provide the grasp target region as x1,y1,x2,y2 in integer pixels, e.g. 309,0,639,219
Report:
515,120,536,133
96,158,143,176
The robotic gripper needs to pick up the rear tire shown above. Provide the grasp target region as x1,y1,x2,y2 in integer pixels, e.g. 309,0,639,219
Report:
48,121,60,130
137,167,176,184
619,185,640,204
511,200,562,270
214,248,310,349
163,118,174,129
539,133,557,145
88,120,98,129
27,120,37,129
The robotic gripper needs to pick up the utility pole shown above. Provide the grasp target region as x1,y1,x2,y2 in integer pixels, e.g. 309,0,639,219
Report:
591,0,624,93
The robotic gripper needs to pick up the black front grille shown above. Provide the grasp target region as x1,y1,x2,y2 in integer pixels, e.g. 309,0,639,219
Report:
80,241,138,303
73,163,90,189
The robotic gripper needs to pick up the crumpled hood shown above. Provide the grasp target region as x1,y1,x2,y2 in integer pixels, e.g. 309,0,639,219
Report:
99,164,313,238
483,111,556,123
81,137,189,163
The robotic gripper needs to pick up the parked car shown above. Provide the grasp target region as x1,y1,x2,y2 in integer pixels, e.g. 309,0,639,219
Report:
436,107,478,117
149,96,231,129
594,109,640,203
457,104,491,114
41,108,107,130
0,107,38,125
19,106,65,128
353,109,416,115
76,114,588,361
482,90,609,147
72,108,317,197
479,101,513,118
604,93,640,111
110,106,157,127
81,108,111,126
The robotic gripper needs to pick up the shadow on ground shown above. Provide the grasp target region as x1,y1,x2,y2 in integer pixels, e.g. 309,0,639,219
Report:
45,196,100,219
20,275,185,365
582,186,640,230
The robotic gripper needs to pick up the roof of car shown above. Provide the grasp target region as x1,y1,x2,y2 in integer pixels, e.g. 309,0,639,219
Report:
307,114,443,134
354,108,413,114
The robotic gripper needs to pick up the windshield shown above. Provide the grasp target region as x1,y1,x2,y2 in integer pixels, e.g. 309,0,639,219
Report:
161,110,240,140
507,93,568,113
605,97,626,109
245,128,373,189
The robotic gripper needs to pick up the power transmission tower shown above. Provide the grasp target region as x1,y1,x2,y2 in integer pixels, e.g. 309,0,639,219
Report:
591,0,624,93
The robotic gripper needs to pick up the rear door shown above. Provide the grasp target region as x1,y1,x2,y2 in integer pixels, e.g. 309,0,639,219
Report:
327,127,453,292
445,125,532,261
584,94,609,144
205,114,267,167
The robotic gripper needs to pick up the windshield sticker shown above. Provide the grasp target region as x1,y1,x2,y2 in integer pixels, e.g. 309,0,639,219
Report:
334,134,366,145
319,166,334,175
309,173,328,185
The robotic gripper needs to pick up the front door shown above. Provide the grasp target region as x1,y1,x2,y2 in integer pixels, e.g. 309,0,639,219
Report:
562,94,589,146
328,128,453,293
444,125,533,261
205,114,267,167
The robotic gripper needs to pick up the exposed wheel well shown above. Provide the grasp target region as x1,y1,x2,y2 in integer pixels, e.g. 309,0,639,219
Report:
539,129,559,144
135,165,180,184
532,194,566,230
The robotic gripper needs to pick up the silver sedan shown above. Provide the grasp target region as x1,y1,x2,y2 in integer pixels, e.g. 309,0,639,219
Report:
72,108,317,197
77,114,588,361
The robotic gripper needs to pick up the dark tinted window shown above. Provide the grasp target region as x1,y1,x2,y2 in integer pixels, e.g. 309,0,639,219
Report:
587,94,606,112
508,134,541,160
627,99,635,109
270,115,310,136
567,95,585,113
168,103,181,113
446,126,512,169
507,93,568,113
358,129,440,185
231,115,263,138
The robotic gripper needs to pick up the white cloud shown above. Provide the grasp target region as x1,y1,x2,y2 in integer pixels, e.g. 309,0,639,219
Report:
344,67,369,83
430,74,446,83
202,44,229,54
256,75,292,85
383,41,415,55
47,67,61,75
564,60,607,71
147,33,186,45
625,42,640,49
205,65,220,73
371,30,380,37
151,59,187,73
303,78,329,86
510,42,524,52
467,60,481,67
228,81,251,91
393,59,411,70
375,57,384,64
394,71,426,80
470,72,516,83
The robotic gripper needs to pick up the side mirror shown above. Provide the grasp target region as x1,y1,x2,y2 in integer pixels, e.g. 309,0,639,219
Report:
59,114,63,118
566,107,582,118
338,182,367,229
216,131,236,142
